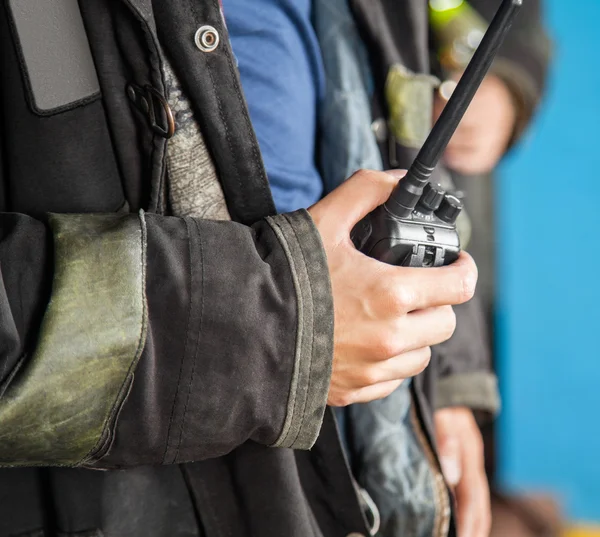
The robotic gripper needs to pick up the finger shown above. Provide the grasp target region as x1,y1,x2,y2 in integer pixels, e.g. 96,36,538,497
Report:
472,476,492,537
463,460,491,537
437,436,462,488
310,169,406,232
365,347,432,383
456,433,490,537
365,307,456,359
383,252,478,311
350,379,404,404
406,306,457,348
456,475,490,537
455,472,478,537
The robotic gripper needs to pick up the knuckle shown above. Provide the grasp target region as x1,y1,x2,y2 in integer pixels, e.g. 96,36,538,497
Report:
388,284,415,312
353,168,378,186
374,334,401,359
353,168,398,191
358,367,380,387
342,391,360,406
353,168,370,178
328,391,354,408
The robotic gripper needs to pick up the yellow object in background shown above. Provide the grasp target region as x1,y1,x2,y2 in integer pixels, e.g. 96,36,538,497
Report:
564,528,600,537
429,0,488,71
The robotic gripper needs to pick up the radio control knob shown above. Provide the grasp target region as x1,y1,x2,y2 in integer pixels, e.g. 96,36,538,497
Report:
416,183,445,214
435,194,463,224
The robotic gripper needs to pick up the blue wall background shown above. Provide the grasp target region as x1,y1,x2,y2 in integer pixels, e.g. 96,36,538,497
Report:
497,0,600,523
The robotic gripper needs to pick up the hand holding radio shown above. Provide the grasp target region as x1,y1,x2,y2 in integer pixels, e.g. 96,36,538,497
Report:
309,170,477,407
352,0,522,269
310,0,520,406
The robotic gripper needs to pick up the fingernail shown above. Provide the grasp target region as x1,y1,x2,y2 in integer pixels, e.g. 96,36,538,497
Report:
384,169,407,179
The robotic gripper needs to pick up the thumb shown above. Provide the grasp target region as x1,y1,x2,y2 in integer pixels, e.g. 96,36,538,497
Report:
438,436,462,488
312,169,406,232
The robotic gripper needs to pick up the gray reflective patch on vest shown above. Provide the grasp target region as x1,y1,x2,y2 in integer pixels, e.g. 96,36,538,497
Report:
8,0,100,114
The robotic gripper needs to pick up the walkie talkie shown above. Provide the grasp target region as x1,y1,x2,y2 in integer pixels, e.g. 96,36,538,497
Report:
352,0,522,267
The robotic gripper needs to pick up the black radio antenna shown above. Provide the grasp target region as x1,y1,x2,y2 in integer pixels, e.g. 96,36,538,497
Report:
385,0,523,217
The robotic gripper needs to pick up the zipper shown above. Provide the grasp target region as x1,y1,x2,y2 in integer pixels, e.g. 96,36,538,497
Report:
409,403,452,537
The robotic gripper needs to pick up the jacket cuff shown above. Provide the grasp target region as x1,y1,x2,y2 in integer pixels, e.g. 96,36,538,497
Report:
435,372,500,416
265,210,334,449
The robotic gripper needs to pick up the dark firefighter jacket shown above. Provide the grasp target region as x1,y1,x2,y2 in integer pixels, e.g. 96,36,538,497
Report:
0,0,549,536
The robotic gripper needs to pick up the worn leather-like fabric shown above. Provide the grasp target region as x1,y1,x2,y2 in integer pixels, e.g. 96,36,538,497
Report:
0,0,549,535
0,214,146,467
0,0,360,535
100,210,334,467
0,2,125,216
266,212,334,449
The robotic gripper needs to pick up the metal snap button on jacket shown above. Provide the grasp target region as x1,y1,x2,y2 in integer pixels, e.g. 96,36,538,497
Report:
195,25,220,52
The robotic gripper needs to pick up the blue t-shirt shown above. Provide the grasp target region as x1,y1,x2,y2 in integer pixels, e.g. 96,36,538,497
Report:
223,0,325,213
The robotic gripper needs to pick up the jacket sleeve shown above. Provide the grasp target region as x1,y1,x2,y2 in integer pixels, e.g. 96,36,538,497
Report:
430,294,500,416
0,209,334,468
470,0,553,143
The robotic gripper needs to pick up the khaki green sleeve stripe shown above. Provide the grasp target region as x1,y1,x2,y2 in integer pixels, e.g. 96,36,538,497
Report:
435,372,501,416
0,213,147,467
266,210,334,450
